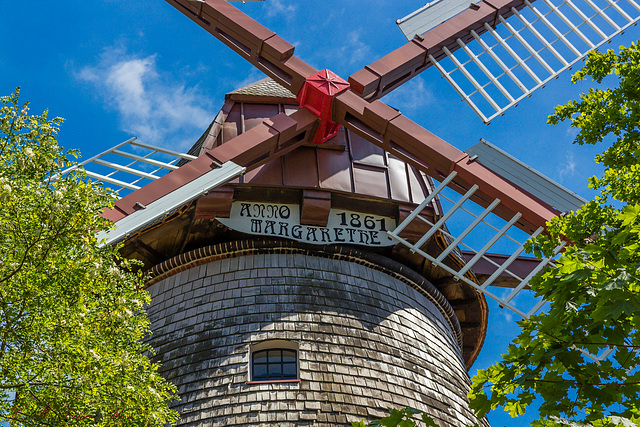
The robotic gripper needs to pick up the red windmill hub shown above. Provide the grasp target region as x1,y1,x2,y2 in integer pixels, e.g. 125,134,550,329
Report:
296,69,350,144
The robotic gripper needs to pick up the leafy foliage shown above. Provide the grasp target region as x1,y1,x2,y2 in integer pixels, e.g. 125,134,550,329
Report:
469,43,640,426
0,89,179,426
351,407,442,427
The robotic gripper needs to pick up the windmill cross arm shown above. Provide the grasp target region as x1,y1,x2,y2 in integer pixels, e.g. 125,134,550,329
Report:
206,109,319,168
164,0,559,234
332,90,559,233
103,109,318,225
166,0,316,94
348,0,530,101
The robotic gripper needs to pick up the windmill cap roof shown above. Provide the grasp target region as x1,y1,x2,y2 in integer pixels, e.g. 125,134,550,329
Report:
227,77,296,101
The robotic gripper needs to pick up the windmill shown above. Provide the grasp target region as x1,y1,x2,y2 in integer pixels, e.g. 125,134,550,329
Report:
61,0,638,425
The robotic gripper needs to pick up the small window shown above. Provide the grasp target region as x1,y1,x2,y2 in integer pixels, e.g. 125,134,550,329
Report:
252,349,298,381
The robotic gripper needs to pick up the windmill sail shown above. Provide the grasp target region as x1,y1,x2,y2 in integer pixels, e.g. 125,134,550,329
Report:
385,142,611,362
388,168,564,319
57,137,198,198
410,0,640,122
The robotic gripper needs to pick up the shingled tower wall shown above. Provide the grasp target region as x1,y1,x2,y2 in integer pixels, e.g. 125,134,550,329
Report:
145,242,482,426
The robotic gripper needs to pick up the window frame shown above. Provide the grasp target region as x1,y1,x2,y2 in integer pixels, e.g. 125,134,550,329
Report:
247,340,300,384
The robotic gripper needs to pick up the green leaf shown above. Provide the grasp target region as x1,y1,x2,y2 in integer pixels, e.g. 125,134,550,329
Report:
421,414,439,427
594,299,637,320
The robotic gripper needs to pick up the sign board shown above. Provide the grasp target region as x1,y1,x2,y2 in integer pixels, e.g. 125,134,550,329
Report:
217,202,397,247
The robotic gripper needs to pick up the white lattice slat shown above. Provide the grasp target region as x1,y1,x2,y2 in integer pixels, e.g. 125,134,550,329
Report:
388,170,558,318
57,137,198,199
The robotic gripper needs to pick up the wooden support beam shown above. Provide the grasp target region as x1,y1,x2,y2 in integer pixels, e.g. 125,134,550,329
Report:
348,0,530,100
165,0,315,94
333,91,558,233
195,185,235,219
104,109,318,222
300,190,331,227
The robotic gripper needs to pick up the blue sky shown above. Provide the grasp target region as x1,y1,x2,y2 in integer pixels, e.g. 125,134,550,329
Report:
1,1,638,425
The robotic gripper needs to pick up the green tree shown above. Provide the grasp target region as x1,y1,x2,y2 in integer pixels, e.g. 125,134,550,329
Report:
0,89,179,426
469,42,640,426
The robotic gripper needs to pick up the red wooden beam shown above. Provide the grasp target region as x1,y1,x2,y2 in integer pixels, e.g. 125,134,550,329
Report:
104,109,319,222
348,0,529,100
166,0,316,94
332,90,559,233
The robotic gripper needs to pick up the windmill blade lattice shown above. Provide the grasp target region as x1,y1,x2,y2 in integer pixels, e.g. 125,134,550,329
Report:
427,0,640,123
58,137,198,199
388,170,565,319
386,171,615,363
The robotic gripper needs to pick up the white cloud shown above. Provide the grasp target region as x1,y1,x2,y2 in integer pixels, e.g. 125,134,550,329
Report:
265,0,297,18
566,126,579,139
340,31,370,66
381,76,434,114
77,49,213,150
494,289,515,323
557,151,577,181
